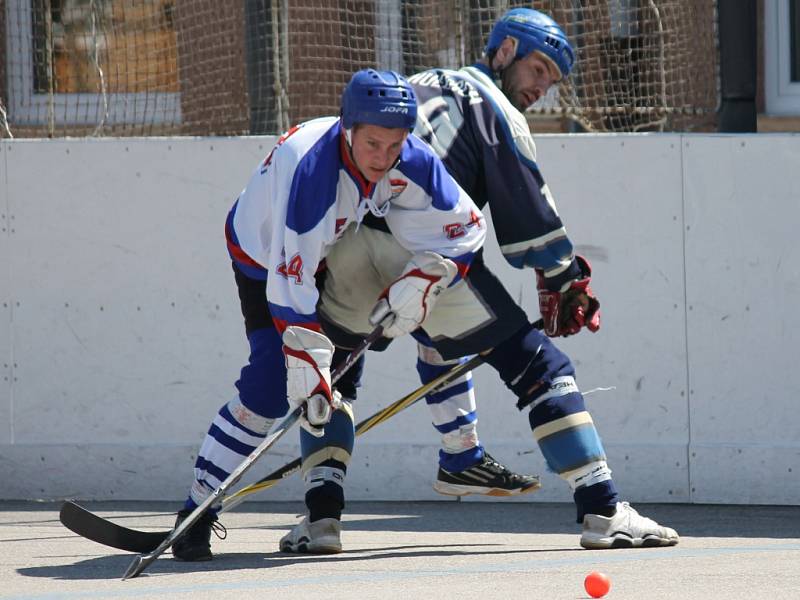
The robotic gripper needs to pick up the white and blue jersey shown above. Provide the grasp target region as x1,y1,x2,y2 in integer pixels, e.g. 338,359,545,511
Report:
186,116,487,508
406,64,582,291
224,116,486,334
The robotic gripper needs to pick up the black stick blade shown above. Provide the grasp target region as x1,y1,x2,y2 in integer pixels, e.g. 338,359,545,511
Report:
59,501,169,553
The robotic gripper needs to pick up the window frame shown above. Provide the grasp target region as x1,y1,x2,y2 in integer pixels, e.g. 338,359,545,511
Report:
765,0,800,114
5,0,180,126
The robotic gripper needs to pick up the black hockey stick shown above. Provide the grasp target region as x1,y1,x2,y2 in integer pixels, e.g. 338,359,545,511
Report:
220,349,488,512
61,319,545,557
59,502,169,554
221,318,543,509
59,351,485,554
120,322,386,579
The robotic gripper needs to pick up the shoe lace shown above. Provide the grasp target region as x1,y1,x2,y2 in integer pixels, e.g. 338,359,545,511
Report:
210,519,227,541
482,454,518,478
182,512,227,542
481,453,503,470
619,502,659,528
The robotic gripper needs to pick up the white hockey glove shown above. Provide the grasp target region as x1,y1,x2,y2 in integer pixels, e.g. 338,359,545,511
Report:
369,252,458,338
282,326,341,437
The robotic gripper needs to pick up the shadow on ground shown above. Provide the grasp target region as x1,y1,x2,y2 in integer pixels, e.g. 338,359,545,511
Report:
4,500,800,540
17,544,584,581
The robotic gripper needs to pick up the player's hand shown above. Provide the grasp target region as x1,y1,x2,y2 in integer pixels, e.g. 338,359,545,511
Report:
536,255,600,337
297,390,342,437
369,252,458,338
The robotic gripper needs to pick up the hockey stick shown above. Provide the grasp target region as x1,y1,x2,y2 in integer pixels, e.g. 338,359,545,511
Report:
220,349,487,512
59,502,169,554
59,351,485,554
62,319,545,557
207,317,543,510
120,323,385,580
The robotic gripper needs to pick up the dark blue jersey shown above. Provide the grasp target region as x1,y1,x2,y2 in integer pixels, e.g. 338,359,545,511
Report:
407,64,582,291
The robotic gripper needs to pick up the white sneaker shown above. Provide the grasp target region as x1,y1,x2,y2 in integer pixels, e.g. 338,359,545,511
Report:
580,502,679,549
279,516,342,554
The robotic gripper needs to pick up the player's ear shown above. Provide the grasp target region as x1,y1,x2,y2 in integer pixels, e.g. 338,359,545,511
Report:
492,37,518,70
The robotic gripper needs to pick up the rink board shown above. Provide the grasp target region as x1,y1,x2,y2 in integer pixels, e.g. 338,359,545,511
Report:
0,133,798,504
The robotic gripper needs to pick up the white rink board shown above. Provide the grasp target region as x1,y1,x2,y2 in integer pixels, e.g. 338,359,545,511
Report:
681,135,800,504
0,134,798,505
0,143,11,446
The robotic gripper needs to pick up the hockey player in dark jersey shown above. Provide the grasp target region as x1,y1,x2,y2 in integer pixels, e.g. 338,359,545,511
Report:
317,8,679,551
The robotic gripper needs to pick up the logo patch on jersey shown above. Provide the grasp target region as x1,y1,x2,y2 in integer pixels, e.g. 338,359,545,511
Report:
443,223,466,239
276,253,304,284
390,178,408,200
443,210,484,240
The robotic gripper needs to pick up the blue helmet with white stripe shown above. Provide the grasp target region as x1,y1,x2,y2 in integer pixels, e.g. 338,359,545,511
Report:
485,8,575,80
341,69,417,131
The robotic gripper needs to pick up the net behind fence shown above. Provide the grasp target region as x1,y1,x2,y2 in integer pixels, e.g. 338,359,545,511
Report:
0,0,719,138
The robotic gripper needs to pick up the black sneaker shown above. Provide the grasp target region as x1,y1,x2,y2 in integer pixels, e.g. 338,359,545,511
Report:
433,453,542,497
171,509,226,561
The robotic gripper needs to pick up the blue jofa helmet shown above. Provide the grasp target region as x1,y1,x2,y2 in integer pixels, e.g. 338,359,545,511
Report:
485,8,575,80
341,69,417,131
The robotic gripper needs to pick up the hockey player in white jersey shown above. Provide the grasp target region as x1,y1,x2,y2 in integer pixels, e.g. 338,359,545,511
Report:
318,8,679,551
171,69,487,561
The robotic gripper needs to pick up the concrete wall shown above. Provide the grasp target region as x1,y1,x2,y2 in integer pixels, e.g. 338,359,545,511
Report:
1,133,798,505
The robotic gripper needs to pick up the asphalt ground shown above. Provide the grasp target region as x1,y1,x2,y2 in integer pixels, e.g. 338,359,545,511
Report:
1,501,799,600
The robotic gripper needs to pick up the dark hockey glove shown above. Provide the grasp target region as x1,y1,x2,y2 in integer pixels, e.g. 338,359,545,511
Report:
536,255,601,337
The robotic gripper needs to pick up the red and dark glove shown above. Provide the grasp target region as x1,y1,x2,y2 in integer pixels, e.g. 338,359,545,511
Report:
536,255,601,337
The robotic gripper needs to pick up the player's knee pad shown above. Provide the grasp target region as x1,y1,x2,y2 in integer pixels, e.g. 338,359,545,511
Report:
235,327,289,418
417,341,475,390
416,341,460,368
484,323,574,409
224,395,275,435
300,401,355,475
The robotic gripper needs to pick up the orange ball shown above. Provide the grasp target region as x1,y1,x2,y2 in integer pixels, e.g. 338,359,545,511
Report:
584,571,611,598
